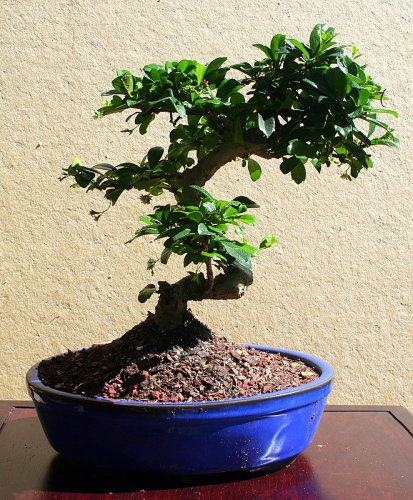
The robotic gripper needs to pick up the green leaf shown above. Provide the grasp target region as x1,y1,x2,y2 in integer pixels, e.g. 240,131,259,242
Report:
312,159,322,173
134,226,160,237
291,163,306,184
344,142,370,168
334,125,352,138
260,234,278,249
117,162,140,170
326,67,349,98
287,140,317,158
310,24,323,55
160,248,172,265
353,128,371,146
197,223,214,235
230,92,245,105
189,185,214,201
101,89,122,96
158,225,192,240
253,43,273,59
258,114,276,138
187,114,200,127
120,72,134,94
240,243,260,256
348,107,364,119
176,59,191,73
112,70,134,95
363,116,392,131
209,223,228,233
223,206,239,218
171,228,193,241
75,170,94,188
370,137,399,148
201,251,227,261
139,114,155,135
270,34,286,52
126,100,139,108
237,214,256,225
220,241,251,269
350,159,363,178
204,57,227,77
195,63,206,85
231,61,254,75
185,211,203,223
368,109,399,118
138,284,157,303
183,253,195,267
247,158,262,182
172,99,186,118
288,39,310,59
147,146,164,168
357,88,370,106
217,79,243,99
139,215,156,224
280,156,301,174
201,201,216,213
71,155,83,167
232,196,260,208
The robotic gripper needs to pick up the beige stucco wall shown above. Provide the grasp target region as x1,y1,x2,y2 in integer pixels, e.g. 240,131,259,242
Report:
1,0,412,409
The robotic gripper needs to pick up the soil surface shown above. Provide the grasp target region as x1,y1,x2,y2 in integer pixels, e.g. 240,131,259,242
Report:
39,311,319,403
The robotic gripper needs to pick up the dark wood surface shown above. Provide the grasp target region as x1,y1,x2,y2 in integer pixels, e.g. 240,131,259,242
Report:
0,402,412,499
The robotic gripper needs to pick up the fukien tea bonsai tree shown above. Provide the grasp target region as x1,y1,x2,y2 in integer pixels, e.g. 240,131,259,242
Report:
59,24,397,396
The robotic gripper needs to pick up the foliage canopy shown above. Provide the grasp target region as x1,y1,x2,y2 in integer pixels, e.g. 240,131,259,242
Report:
62,24,397,326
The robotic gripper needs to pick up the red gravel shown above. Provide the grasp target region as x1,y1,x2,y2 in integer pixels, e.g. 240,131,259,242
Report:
39,311,319,403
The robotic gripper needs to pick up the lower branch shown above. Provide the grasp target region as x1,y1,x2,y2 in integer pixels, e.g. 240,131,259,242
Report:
152,264,254,332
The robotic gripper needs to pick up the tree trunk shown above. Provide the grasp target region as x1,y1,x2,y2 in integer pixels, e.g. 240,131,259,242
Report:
152,264,254,332
151,129,274,333
152,281,190,332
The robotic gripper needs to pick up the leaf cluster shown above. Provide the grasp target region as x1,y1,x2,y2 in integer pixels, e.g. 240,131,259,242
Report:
63,24,398,206
132,186,276,278
234,24,398,182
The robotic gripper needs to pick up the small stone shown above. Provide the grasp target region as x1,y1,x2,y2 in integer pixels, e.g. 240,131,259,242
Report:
231,351,242,361
149,390,161,400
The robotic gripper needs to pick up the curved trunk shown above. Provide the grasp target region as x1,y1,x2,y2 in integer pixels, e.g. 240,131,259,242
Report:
152,264,254,332
152,129,277,332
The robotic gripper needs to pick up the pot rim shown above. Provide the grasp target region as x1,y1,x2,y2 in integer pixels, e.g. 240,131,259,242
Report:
27,345,334,409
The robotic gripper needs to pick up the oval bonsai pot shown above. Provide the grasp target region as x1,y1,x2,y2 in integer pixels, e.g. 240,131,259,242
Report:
26,346,333,475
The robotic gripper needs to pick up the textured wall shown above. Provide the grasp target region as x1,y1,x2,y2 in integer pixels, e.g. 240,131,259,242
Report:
1,0,412,409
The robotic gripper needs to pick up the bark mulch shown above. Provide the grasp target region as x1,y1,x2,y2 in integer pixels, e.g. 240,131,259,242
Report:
39,311,319,403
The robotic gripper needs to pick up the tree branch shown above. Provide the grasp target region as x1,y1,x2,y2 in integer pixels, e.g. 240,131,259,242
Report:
205,258,214,295
152,265,254,331
181,138,272,203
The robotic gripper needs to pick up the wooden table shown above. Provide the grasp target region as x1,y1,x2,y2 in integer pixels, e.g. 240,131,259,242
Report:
0,402,412,499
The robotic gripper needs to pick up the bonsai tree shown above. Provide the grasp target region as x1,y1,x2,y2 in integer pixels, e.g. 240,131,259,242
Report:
62,24,397,335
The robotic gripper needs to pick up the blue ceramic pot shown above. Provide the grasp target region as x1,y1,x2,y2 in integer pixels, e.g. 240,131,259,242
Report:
27,346,333,475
